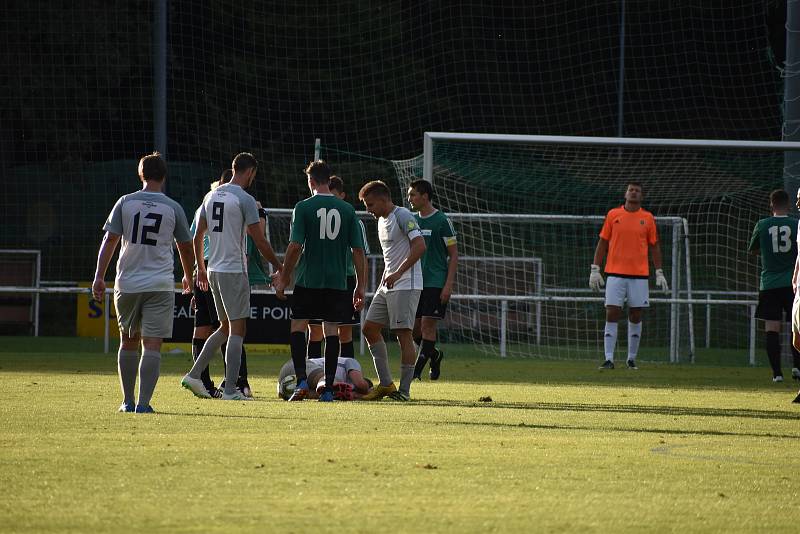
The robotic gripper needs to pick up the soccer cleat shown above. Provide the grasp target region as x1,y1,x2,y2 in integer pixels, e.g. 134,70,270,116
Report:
793,391,800,404
387,390,410,402
792,368,800,381
221,390,253,401
360,382,397,401
134,404,155,413
318,389,335,402
598,360,615,370
288,379,310,402
181,375,212,398
626,359,638,370
429,350,444,381
236,378,253,397
773,375,784,383
118,402,135,413
413,354,429,380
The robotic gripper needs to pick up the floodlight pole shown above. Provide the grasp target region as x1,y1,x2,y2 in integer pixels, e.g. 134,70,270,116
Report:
784,0,800,200
154,0,168,158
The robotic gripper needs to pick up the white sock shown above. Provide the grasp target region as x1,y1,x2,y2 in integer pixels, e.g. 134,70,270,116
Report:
628,321,642,361
604,322,618,361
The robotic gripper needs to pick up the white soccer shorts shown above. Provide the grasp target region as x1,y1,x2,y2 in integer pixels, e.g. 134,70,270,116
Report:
604,276,650,308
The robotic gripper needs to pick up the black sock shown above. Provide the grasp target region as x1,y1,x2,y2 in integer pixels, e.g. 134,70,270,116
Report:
324,335,340,390
221,343,227,375
421,338,436,358
414,336,422,348
290,331,307,382
307,339,323,359
792,345,800,369
238,345,248,385
766,331,782,376
193,337,214,389
340,340,354,359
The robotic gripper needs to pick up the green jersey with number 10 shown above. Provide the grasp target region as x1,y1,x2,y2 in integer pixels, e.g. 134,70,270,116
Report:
748,216,799,290
289,193,364,290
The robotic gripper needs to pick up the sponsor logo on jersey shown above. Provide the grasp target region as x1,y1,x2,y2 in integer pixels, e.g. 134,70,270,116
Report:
420,229,433,236
142,201,157,208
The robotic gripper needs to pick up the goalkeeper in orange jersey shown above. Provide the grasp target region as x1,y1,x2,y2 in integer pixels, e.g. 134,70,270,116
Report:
589,181,668,370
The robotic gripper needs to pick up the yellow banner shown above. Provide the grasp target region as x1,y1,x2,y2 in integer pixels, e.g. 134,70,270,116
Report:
76,282,119,338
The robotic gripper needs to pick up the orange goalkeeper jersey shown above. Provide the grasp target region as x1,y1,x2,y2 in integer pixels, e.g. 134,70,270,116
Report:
599,206,658,278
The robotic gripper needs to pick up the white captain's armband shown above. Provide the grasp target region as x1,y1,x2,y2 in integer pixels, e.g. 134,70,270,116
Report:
443,236,457,246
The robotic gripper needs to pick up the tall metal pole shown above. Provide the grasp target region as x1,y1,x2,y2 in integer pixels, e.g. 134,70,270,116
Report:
154,0,168,157
784,0,800,197
617,0,626,138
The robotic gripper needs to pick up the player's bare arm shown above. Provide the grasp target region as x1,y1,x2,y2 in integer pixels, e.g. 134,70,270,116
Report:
650,241,669,292
175,240,195,294
384,235,426,289
442,242,458,303
589,238,608,291
193,215,208,291
92,231,121,301
275,241,302,300
247,222,282,272
352,247,367,311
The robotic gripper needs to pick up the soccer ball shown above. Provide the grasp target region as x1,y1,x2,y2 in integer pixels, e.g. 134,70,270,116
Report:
278,374,296,400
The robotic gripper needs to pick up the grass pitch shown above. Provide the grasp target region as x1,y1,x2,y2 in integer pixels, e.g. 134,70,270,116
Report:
1,337,799,533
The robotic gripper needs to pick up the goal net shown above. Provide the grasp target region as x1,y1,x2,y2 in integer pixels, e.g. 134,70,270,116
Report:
391,133,800,363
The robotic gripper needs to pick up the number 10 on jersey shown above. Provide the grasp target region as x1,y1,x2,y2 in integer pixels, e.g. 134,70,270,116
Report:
316,208,341,239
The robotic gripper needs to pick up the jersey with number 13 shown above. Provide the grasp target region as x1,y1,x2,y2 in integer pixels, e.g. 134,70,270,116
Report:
289,193,364,290
748,215,799,290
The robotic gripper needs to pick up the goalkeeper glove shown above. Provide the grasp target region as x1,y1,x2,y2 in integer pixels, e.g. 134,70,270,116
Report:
655,268,669,292
589,264,605,291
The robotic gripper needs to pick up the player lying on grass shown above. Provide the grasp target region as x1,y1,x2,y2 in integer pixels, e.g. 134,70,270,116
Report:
277,356,373,400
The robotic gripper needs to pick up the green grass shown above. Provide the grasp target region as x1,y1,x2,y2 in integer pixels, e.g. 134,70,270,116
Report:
1,337,799,533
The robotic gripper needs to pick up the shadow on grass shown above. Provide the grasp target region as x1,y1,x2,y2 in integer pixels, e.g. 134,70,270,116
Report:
444,419,800,440
412,398,800,422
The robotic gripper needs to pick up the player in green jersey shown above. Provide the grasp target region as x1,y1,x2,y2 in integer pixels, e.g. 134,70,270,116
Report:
274,160,367,402
407,179,458,381
306,176,370,360
748,189,800,382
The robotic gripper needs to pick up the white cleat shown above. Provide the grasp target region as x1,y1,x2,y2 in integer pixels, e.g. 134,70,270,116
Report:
181,375,212,398
221,390,254,401
792,368,800,381
773,375,784,383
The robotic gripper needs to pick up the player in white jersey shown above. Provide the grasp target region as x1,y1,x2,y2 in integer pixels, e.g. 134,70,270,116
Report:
92,152,195,414
358,180,426,401
181,152,283,401
276,356,372,400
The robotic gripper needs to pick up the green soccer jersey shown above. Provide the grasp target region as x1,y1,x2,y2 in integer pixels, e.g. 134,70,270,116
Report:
245,234,269,286
748,215,799,290
345,219,370,277
289,193,364,290
415,209,457,288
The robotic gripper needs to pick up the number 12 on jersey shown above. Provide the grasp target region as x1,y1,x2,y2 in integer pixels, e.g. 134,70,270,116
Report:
316,208,341,239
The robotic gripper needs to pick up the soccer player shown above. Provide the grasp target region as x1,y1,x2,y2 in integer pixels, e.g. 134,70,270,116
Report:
92,152,195,414
274,160,367,402
358,180,426,401
181,152,283,401
276,356,372,400
306,175,371,360
589,181,668,370
188,175,225,398
748,189,800,383
406,179,458,381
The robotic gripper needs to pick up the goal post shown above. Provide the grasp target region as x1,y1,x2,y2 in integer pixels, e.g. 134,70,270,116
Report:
392,132,800,363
